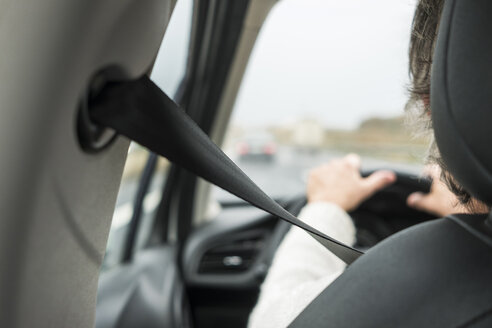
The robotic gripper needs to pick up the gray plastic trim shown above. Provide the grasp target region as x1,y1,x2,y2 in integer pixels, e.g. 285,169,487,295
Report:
0,0,176,326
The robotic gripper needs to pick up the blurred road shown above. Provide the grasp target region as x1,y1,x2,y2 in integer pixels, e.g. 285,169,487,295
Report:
110,145,422,236
213,146,422,202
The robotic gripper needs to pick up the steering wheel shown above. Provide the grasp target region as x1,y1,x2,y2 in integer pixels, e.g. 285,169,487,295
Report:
350,170,437,248
280,170,437,250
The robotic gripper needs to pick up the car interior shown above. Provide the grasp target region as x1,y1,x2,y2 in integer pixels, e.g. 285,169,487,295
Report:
2,0,491,327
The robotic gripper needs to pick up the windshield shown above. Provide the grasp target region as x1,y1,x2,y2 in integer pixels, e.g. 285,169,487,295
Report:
213,0,425,204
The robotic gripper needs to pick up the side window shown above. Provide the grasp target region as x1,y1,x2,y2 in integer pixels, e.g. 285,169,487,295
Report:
214,0,424,204
102,0,192,271
152,0,193,95
102,146,169,270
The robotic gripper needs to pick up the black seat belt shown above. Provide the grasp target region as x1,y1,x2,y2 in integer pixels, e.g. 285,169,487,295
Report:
89,75,363,265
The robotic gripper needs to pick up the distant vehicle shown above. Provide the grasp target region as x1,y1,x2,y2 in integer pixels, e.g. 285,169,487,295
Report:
236,133,276,162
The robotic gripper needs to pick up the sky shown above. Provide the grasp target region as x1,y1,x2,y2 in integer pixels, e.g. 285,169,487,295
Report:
151,0,418,131
231,0,418,130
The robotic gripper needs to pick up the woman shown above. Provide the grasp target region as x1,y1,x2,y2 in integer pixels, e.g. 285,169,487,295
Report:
248,0,489,327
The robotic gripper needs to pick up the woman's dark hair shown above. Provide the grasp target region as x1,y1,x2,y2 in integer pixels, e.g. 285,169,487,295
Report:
407,0,488,210
408,0,444,107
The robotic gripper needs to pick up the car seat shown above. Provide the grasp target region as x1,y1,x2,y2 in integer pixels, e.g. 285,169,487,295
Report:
289,0,492,326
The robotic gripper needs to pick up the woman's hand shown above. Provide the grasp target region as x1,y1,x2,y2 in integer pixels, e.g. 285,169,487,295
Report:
407,165,468,216
307,154,397,212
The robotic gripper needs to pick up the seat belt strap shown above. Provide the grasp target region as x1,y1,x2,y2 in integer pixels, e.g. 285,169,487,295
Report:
89,75,363,265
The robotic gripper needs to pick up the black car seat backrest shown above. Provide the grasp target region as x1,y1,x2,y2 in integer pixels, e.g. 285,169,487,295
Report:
288,213,492,328
431,0,492,205
288,1,492,326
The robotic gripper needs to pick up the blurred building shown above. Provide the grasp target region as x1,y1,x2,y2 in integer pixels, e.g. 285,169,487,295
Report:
291,118,325,151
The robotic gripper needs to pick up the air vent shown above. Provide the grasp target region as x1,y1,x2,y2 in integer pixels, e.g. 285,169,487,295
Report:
198,232,266,274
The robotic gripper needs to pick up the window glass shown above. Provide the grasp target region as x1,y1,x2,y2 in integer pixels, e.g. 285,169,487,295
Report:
152,0,193,96
214,0,425,203
102,0,192,270
103,146,170,270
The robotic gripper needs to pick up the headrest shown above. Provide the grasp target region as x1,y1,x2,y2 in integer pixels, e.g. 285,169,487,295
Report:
431,0,492,205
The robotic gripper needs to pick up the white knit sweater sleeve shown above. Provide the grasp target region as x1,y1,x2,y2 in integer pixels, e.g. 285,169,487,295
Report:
248,202,356,328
